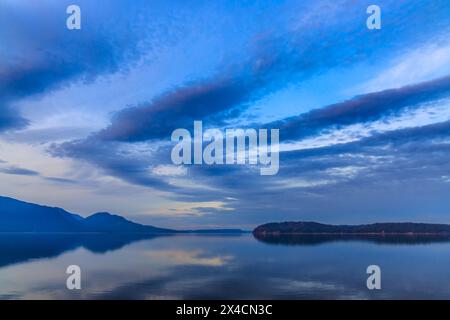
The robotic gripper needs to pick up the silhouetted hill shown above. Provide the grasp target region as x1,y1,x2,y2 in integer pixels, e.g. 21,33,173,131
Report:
0,196,85,232
84,212,173,233
0,196,246,234
253,233,450,246
0,196,177,233
253,221,450,235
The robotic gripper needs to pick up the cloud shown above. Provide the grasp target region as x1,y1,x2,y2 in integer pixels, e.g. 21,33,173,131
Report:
0,1,163,133
91,0,447,143
49,78,450,218
163,119,450,225
152,165,187,177
21,0,450,225
282,119,450,161
267,120,450,199
360,43,450,92
0,163,77,183
43,177,78,184
2,126,93,144
273,76,450,142
49,137,176,191
0,166,39,176
0,106,29,132
97,77,257,142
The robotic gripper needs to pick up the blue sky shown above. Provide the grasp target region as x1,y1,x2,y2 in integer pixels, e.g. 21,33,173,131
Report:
0,0,449,229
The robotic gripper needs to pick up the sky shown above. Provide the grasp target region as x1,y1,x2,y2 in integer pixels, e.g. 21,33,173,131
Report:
0,0,449,229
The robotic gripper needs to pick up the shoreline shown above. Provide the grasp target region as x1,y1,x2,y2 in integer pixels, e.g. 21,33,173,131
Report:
253,232,450,236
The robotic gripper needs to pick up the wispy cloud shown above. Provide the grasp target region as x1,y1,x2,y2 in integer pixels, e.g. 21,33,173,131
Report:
274,76,450,143
0,166,39,176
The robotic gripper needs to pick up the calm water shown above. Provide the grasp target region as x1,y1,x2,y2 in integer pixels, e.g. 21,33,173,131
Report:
1,233,450,299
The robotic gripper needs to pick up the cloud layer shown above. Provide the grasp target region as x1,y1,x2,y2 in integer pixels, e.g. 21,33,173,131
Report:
1,0,450,226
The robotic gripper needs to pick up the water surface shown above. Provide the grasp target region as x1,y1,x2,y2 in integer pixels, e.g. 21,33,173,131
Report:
1,233,450,299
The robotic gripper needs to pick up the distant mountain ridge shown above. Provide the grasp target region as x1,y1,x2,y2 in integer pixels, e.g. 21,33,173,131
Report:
0,196,87,233
253,221,450,235
0,196,244,234
83,212,172,233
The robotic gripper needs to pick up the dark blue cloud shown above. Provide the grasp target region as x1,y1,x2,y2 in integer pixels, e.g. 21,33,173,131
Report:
273,76,450,142
0,166,39,176
97,77,256,142
158,118,450,224
44,177,78,184
282,119,450,161
0,0,167,132
193,121,450,226
50,88,450,210
93,0,450,143
0,108,29,132
0,163,80,184
50,138,177,191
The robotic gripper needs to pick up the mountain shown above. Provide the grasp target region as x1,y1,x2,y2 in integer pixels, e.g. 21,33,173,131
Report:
0,196,175,233
84,212,173,233
0,196,85,232
0,196,246,234
253,221,450,235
